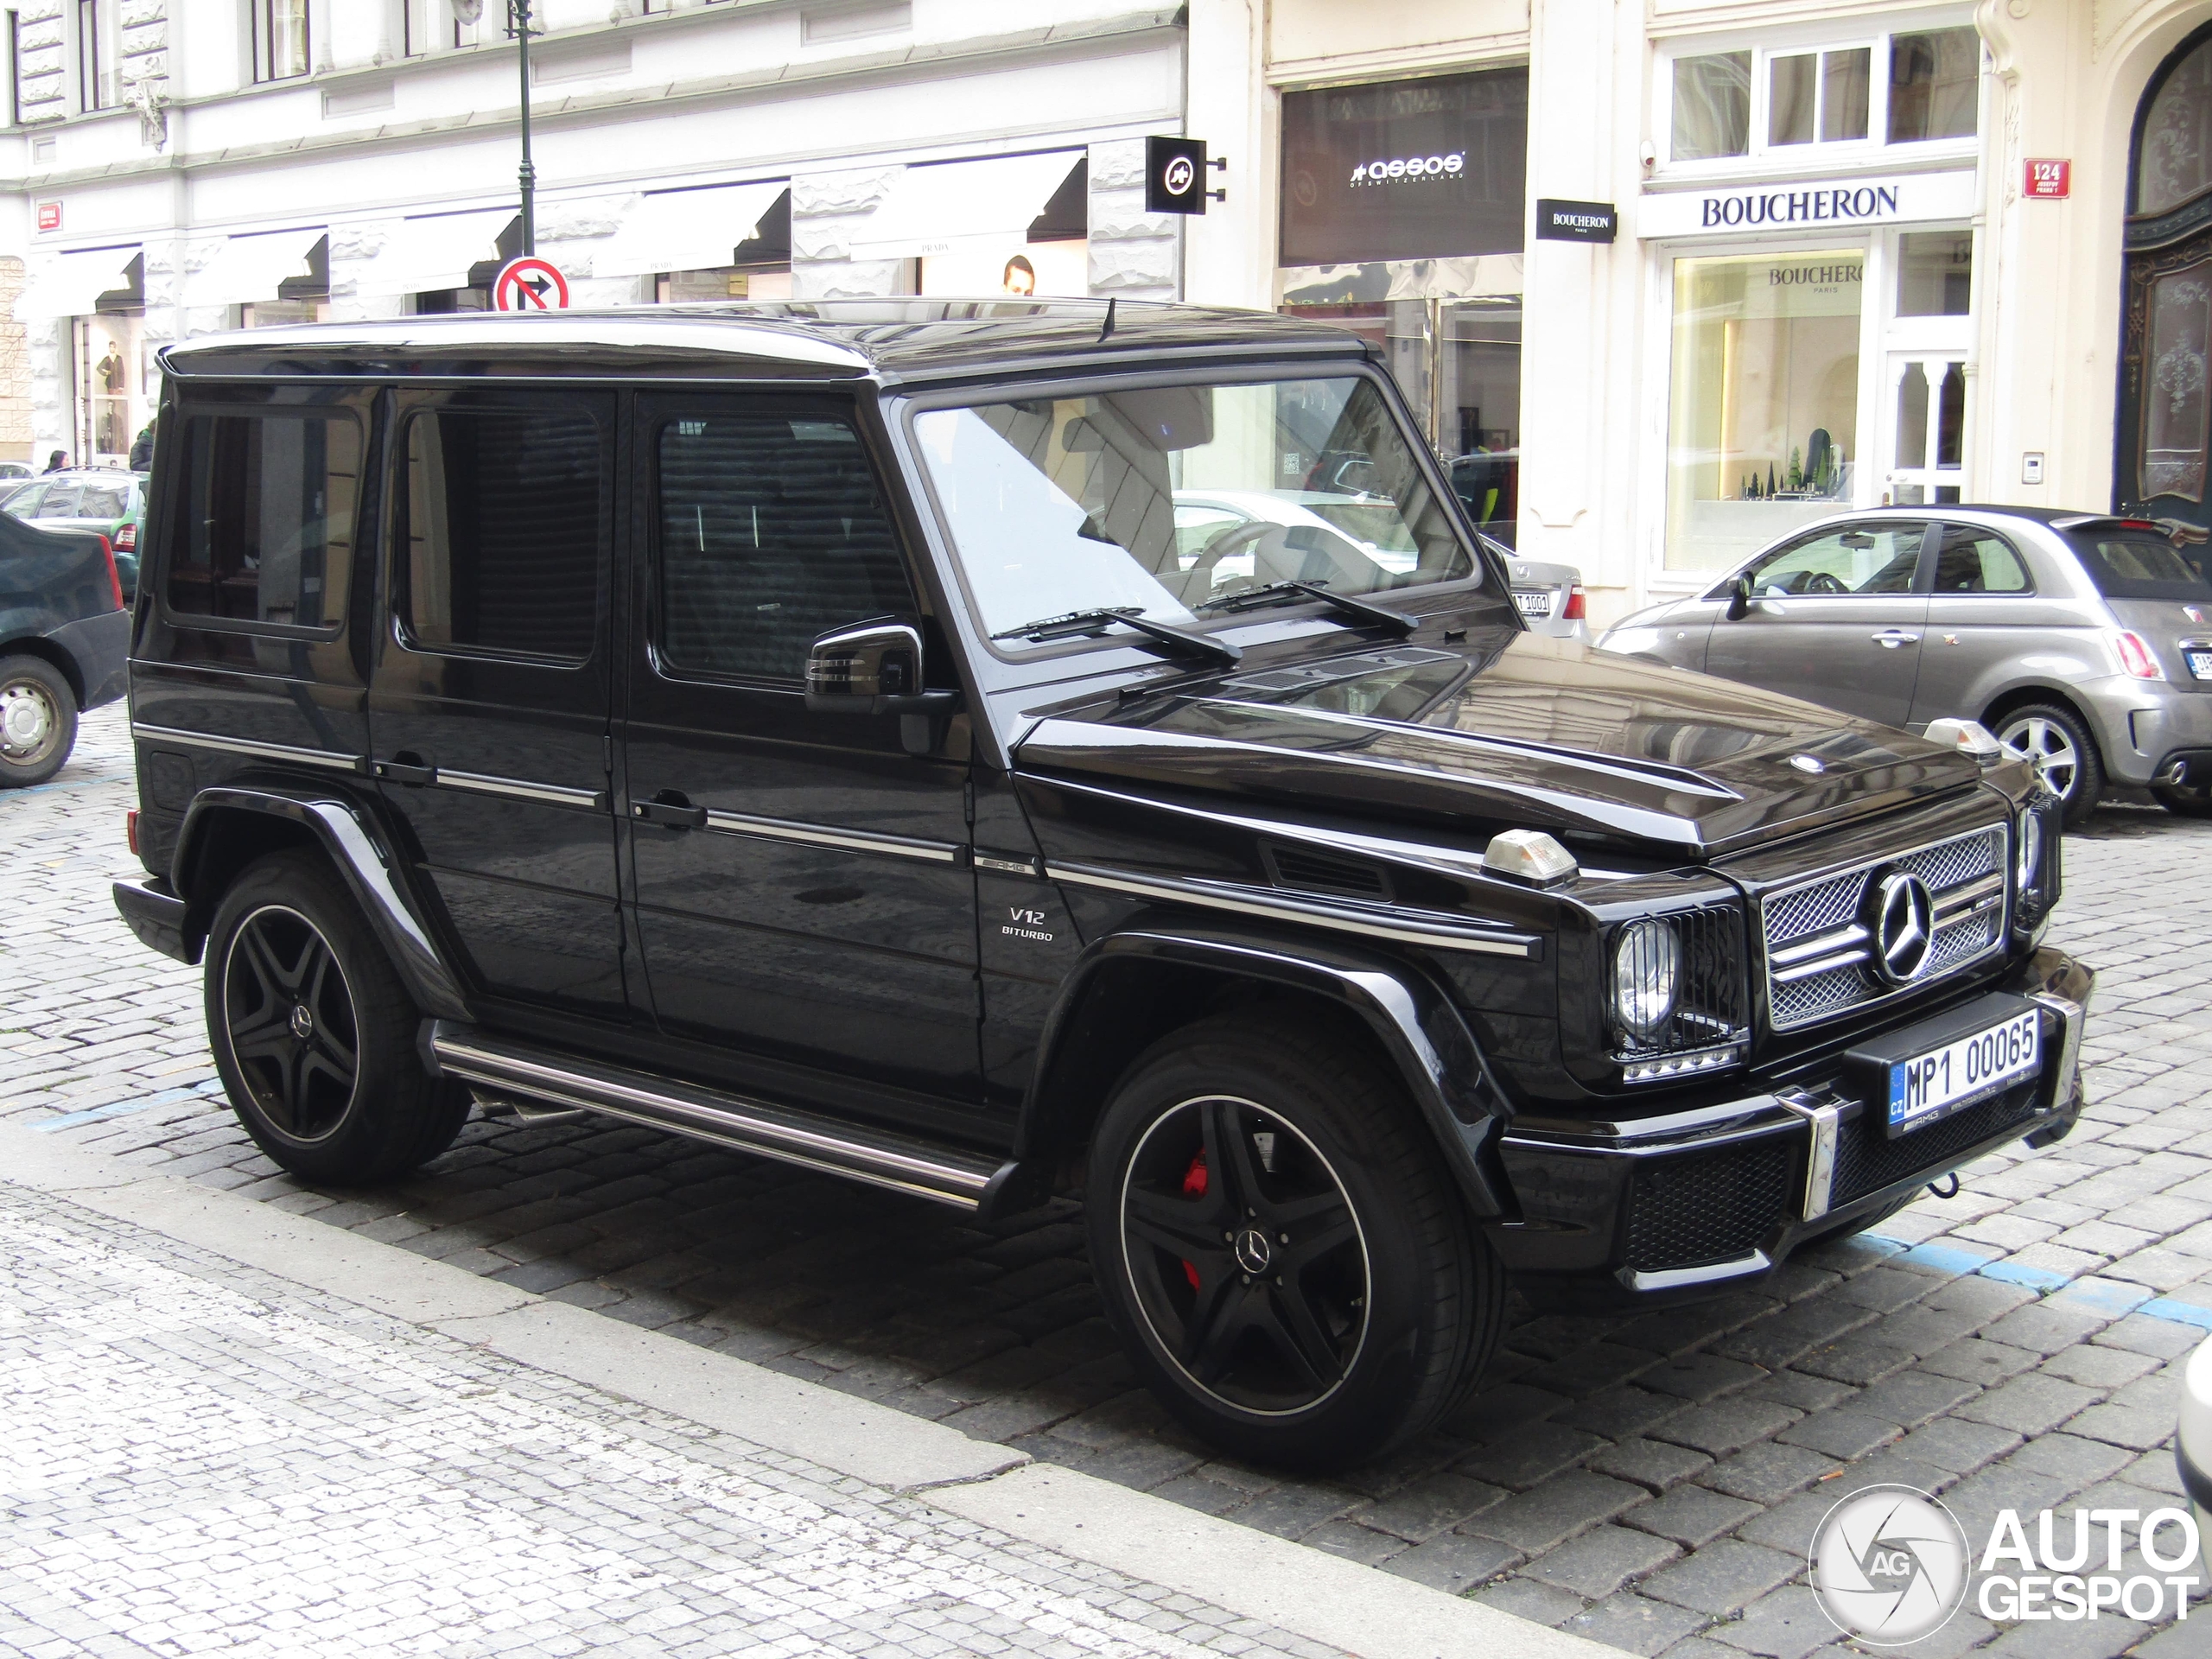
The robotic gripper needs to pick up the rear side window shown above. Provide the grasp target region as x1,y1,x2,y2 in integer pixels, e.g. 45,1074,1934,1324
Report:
400,407,603,662
2066,531,2212,600
167,414,362,629
655,412,912,681
1931,528,2031,594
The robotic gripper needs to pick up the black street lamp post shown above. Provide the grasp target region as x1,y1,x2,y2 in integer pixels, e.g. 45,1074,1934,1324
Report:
512,0,537,255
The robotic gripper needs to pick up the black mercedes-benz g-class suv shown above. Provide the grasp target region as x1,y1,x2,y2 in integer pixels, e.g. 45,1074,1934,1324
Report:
114,301,2090,1468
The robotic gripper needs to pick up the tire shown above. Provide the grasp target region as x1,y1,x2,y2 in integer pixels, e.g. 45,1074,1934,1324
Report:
205,850,468,1185
1994,702,2104,827
0,654,78,788
1084,1014,1503,1471
2152,782,2212,818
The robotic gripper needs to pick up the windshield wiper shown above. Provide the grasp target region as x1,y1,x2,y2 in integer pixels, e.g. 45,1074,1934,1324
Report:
990,607,1243,667
1194,579,1414,637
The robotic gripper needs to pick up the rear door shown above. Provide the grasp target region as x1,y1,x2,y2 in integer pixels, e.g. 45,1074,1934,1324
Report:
1705,520,1934,728
368,389,627,1022
620,393,982,1112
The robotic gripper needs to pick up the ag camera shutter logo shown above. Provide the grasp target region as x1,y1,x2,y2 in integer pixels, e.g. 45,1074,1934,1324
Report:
1349,153,1465,187
1810,1486,1971,1645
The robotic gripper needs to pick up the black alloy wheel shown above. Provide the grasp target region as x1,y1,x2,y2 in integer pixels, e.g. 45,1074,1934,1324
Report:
1086,1014,1503,1470
221,904,361,1142
206,850,469,1185
1118,1095,1370,1414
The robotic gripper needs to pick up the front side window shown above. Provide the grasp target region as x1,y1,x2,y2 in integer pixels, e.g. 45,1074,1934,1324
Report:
1738,523,1927,597
912,375,1478,649
252,0,309,82
655,412,913,682
401,408,602,661
167,413,361,629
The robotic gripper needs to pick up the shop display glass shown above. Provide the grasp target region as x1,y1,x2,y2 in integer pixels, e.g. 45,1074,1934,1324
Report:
1665,249,1863,571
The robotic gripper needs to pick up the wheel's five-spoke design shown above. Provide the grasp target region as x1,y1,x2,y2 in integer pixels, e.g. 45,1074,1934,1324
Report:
1999,715,2078,802
222,905,359,1141
1119,1095,1369,1414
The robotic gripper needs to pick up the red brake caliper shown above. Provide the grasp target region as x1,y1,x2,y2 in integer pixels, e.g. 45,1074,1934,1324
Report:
1179,1150,1208,1291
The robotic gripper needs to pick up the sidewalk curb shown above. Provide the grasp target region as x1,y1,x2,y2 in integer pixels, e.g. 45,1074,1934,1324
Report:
0,1118,1613,1659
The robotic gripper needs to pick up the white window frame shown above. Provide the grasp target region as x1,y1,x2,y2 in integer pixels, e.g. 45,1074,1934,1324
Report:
1654,11,1983,177
250,0,312,82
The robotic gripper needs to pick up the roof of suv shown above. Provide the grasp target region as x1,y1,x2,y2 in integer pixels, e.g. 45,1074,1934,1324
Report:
159,299,1373,387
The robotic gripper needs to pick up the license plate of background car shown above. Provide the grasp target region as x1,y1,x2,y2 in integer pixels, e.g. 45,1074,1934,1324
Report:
2187,649,2212,680
1886,1007,2041,1138
1513,590,1553,617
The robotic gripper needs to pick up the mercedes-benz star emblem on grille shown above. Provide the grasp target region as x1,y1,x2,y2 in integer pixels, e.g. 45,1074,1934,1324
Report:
1788,753,1826,773
1868,870,1936,985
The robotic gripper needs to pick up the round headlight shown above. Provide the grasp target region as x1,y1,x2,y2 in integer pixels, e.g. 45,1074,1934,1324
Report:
1612,918,1681,1041
2017,808,2043,893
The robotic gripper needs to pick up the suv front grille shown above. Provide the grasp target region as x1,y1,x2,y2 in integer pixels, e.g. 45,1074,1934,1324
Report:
1761,824,2007,1031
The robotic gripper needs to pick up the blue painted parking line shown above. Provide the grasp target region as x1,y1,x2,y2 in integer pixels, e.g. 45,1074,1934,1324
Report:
35,1080,225,1132
1869,1233,2207,1331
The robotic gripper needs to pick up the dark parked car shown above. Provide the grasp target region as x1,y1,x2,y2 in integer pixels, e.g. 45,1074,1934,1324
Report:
0,507,129,786
114,302,2091,1468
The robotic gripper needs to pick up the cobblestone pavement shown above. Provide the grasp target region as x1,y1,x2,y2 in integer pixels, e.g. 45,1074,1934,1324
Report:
0,1183,1353,1659
8,704,2212,1657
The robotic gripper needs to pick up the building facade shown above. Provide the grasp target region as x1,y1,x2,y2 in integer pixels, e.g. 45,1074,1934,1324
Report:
2,0,1185,467
8,0,2212,622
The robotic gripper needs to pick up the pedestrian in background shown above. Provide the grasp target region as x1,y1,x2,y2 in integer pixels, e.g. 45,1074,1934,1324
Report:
42,450,67,473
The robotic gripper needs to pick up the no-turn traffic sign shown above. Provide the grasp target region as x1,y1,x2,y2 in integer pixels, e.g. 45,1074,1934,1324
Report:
493,256,570,311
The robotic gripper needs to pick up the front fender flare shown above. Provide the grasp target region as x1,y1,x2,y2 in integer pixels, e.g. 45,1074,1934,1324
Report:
174,785,472,1021
1022,925,1516,1218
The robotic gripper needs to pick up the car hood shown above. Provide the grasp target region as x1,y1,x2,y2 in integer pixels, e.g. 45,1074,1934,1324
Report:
1011,631,1981,857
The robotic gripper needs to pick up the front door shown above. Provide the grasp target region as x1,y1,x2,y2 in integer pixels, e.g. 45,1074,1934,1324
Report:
1705,519,1934,728
369,389,626,1021
620,394,982,1116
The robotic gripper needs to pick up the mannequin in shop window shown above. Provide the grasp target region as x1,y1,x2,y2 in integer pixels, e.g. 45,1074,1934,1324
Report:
1001,255,1037,297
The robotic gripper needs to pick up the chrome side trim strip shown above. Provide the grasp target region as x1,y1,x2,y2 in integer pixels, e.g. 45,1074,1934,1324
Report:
132,722,361,773
701,808,962,864
430,1026,1002,1210
437,769,608,810
1618,1250,1770,1294
1046,861,1538,958
1776,1090,1846,1221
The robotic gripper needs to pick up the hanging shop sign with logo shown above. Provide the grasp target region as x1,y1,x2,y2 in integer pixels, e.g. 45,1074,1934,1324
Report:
1637,169,1976,240
1146,137,1212,216
1535,200,1618,244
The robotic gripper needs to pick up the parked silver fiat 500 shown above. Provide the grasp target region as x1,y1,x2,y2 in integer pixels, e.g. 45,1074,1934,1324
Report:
1599,507,2212,823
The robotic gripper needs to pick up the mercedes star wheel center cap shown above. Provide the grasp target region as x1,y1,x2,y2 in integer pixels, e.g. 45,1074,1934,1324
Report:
1869,870,1936,985
289,1004,315,1041
1233,1226,1274,1276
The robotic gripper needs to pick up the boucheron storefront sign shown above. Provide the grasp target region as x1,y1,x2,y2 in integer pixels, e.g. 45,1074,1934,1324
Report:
1637,169,1976,239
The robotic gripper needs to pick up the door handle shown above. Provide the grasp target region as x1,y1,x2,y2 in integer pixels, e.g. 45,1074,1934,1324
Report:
632,791,707,830
1871,630,1921,649
376,751,436,786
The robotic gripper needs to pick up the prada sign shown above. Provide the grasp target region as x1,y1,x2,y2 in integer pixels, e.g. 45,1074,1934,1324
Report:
1637,169,1976,240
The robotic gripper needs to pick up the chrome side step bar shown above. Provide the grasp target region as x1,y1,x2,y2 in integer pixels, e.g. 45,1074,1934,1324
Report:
428,1021,1036,1216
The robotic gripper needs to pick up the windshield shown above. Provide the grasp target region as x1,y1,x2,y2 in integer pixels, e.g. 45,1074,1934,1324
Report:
2065,531,2212,600
912,375,1479,647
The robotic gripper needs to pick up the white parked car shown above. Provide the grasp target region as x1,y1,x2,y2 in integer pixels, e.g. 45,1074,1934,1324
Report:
2183,1328,2212,1535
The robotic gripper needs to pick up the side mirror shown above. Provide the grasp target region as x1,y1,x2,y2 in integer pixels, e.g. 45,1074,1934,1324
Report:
804,617,962,754
1725,574,1753,621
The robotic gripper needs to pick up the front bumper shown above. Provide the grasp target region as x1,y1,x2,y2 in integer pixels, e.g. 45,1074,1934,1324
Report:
1488,946,2092,1307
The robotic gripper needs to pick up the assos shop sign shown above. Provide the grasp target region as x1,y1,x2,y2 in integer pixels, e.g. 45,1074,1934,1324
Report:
1639,169,1976,239
1350,152,1465,188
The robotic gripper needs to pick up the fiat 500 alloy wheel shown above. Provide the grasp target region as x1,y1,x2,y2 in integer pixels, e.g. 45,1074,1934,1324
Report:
1117,1094,1370,1414
221,904,361,1143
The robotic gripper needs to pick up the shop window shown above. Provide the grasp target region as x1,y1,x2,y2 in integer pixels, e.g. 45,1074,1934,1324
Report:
251,0,309,82
659,269,793,302
1673,54,1751,161
402,408,603,661
1666,251,1863,570
167,413,360,630
1897,232,1973,316
1888,29,1979,143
